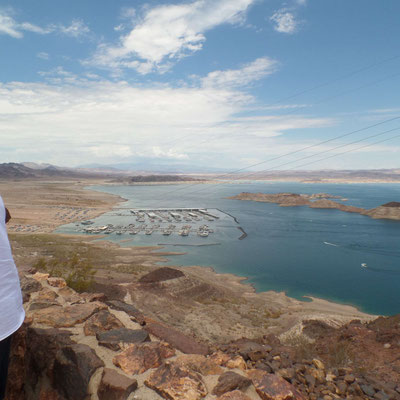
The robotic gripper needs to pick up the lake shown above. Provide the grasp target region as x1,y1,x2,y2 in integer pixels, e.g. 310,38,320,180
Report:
57,182,400,316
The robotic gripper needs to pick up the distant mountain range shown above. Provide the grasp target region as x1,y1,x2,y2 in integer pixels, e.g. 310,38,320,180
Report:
0,163,104,179
1,162,399,182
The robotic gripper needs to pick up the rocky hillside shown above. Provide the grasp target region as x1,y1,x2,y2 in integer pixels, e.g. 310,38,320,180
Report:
6,268,400,400
363,202,400,220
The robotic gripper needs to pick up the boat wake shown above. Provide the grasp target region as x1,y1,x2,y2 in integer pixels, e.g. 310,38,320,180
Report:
323,241,339,247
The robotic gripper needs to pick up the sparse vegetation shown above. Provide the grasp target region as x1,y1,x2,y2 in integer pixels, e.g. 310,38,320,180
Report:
325,341,353,368
9,233,156,292
285,333,317,361
33,254,95,292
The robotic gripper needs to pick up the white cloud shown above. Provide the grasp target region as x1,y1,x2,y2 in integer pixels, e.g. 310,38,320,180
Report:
19,22,52,34
0,10,89,39
0,12,22,38
270,10,298,34
37,52,50,60
59,19,90,38
201,57,277,89
89,0,255,74
0,11,50,38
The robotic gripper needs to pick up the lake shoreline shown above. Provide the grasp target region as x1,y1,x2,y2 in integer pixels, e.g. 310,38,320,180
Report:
5,179,387,331
80,183,379,327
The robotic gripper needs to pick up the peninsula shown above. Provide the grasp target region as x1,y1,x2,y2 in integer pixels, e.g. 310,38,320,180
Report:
228,192,400,221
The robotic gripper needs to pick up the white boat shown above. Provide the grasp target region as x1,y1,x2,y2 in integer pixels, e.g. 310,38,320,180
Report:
361,263,367,268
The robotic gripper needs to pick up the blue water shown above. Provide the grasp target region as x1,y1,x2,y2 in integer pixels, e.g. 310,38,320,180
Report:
58,182,400,316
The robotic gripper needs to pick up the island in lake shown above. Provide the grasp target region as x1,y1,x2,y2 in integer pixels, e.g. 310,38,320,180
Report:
228,192,400,221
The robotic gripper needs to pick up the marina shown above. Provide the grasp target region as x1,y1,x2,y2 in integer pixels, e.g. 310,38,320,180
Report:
77,208,221,237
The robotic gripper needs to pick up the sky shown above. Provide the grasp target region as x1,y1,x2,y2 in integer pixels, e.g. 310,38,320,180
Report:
1,0,400,171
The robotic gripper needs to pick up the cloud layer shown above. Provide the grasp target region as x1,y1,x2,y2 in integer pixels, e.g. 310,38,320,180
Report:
0,61,333,167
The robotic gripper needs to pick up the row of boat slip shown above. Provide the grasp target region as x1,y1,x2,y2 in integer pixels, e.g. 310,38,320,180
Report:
80,222,214,237
129,210,217,224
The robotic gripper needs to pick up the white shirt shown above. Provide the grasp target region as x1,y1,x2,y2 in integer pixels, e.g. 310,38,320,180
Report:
0,195,25,341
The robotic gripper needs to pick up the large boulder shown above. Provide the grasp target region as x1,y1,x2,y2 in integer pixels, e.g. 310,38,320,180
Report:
97,368,138,400
113,342,175,375
144,318,209,355
53,344,104,400
97,328,150,351
173,354,223,375
31,302,106,327
106,300,145,325
212,371,252,396
247,369,305,400
145,361,207,400
84,310,124,336
27,327,74,384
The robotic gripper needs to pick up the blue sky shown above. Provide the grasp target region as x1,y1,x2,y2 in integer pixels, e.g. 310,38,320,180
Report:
1,0,400,170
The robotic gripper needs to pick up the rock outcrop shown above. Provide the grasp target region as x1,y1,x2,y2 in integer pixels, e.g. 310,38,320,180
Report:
229,192,400,221
6,272,400,400
363,201,400,220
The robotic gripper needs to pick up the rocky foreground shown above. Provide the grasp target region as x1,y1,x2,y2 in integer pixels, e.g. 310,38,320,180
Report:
6,268,400,400
228,193,400,221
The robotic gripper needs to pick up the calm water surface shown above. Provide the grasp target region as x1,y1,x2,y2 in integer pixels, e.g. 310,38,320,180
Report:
58,182,400,315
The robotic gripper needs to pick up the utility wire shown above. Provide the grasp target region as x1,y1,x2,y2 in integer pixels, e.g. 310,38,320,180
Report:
166,70,400,154
156,54,400,147
182,126,400,198
163,67,400,155
147,125,400,206
148,115,400,200
282,132,400,172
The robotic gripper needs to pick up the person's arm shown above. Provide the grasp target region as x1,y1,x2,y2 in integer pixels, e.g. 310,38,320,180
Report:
5,207,11,224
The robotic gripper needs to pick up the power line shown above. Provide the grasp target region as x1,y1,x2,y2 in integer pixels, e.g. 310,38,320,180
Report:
148,115,400,201
167,70,400,155
155,54,400,147
283,132,400,172
261,54,400,107
197,126,400,190
149,125,400,203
